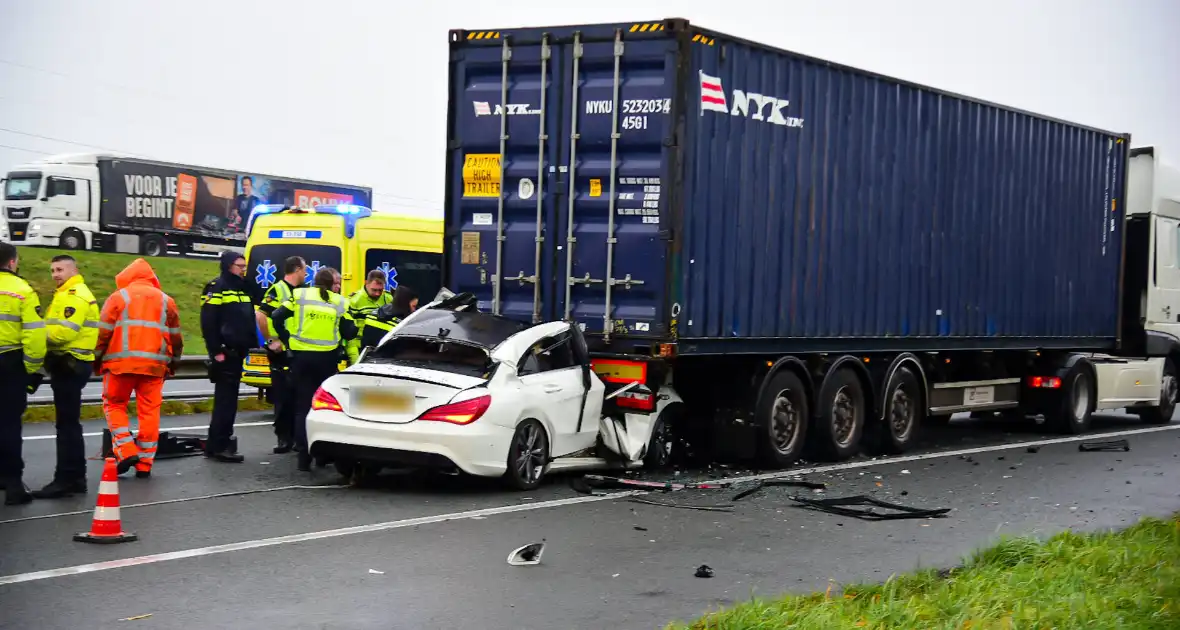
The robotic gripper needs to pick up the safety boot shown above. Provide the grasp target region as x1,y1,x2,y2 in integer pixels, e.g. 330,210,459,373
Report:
31,478,88,499
3,479,33,505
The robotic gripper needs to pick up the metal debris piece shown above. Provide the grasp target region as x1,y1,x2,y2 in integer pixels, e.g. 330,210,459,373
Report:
583,474,730,492
633,526,648,531
1079,439,1130,452
790,494,951,521
119,614,153,622
731,479,828,502
507,542,545,566
694,564,715,578
629,496,734,513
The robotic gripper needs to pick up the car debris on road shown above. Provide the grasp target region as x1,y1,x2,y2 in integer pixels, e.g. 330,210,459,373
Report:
507,542,545,566
1079,439,1131,452
790,495,951,521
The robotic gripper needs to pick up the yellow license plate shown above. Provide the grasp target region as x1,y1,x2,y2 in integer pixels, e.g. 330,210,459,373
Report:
355,388,414,413
247,354,270,367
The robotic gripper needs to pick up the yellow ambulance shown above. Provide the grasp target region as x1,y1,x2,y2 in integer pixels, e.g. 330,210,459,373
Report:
241,204,444,390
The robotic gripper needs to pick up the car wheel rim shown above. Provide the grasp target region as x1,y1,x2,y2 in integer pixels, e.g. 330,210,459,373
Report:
652,420,672,465
832,386,857,447
770,390,800,454
515,424,546,484
890,384,914,441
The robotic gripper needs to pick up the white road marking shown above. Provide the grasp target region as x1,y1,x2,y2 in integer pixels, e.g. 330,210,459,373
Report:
0,484,348,526
22,421,272,442
0,492,644,586
0,422,1175,587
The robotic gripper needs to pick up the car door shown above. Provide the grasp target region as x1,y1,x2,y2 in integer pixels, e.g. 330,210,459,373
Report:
495,322,593,456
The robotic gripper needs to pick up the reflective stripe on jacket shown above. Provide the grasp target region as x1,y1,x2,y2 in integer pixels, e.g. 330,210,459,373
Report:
95,258,184,377
0,269,47,374
46,274,99,361
346,289,392,363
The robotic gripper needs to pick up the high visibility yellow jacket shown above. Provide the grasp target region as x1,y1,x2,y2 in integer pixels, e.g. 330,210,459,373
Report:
45,274,100,361
0,269,48,374
345,288,391,363
271,287,357,353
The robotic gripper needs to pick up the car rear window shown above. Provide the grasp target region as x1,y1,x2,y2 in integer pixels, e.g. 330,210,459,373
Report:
392,309,528,349
363,336,493,379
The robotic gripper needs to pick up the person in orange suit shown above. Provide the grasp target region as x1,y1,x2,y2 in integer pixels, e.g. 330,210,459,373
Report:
95,258,183,478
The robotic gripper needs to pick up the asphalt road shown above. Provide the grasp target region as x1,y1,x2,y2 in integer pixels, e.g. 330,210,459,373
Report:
1,411,1178,630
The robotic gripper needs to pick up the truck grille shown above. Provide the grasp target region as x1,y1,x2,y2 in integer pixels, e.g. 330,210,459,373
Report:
6,207,31,220
7,221,29,241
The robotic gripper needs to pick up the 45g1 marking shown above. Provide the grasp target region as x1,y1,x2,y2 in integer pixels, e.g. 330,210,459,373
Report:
621,116,648,130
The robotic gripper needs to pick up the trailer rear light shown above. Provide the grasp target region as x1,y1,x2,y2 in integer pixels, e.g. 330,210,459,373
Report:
418,395,491,425
615,390,656,412
1028,376,1062,389
311,387,342,411
592,359,648,384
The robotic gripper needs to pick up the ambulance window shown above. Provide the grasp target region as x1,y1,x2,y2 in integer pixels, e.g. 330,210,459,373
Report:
363,249,443,298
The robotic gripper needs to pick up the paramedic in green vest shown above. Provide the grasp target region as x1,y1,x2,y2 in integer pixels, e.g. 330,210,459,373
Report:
359,285,419,352
255,256,305,455
345,269,392,364
270,267,356,472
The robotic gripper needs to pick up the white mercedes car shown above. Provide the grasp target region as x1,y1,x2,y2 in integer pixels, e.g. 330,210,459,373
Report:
305,291,682,490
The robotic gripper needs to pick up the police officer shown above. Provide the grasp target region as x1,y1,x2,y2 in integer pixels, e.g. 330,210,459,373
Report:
32,255,99,499
0,242,47,505
271,267,356,471
359,285,419,352
345,270,392,364
199,251,258,463
255,256,305,454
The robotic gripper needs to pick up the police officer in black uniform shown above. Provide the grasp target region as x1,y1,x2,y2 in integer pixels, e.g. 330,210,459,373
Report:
256,256,305,454
200,251,258,463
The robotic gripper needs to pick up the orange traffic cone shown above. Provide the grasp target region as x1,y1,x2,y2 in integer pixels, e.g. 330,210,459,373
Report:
74,457,138,544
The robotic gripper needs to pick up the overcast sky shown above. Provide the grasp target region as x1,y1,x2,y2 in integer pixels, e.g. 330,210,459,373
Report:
2,0,1177,218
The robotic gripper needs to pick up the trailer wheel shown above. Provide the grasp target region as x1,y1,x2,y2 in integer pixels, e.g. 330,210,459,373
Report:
1138,357,1177,425
59,228,85,250
812,367,866,461
142,234,166,257
1045,362,1095,434
755,371,809,468
868,366,921,454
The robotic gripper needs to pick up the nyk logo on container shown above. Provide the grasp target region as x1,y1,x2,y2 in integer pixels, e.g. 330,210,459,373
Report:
473,101,542,116
699,71,805,128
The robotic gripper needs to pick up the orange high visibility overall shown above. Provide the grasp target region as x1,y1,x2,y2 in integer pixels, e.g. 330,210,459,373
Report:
95,259,184,472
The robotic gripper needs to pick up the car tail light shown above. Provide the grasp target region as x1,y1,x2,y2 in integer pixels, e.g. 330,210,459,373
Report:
1028,376,1062,389
311,387,342,411
418,395,491,425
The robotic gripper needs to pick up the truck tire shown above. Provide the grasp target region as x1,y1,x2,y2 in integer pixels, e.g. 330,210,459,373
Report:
868,366,921,454
811,367,866,461
1045,362,1095,434
755,371,809,468
59,228,85,250
142,234,166,257
1138,357,1177,425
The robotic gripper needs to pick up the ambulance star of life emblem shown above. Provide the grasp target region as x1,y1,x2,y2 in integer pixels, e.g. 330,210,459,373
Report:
256,260,277,288
374,262,399,291
305,260,324,284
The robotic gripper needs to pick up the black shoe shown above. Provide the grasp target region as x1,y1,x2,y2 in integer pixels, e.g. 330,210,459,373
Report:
273,438,294,454
31,478,88,499
206,450,245,463
297,452,312,472
116,456,140,476
135,470,152,479
4,480,34,506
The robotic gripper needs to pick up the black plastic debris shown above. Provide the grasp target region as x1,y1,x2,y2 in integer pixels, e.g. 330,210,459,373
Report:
790,495,951,521
633,526,648,532
731,479,828,502
1079,439,1130,452
1026,446,1040,453
694,565,715,578
102,429,220,460
629,496,734,513
583,475,729,492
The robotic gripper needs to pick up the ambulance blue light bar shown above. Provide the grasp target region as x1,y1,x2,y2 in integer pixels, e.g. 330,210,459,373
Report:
245,203,373,238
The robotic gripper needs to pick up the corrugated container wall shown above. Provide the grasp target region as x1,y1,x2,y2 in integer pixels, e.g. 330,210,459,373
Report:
444,19,1129,355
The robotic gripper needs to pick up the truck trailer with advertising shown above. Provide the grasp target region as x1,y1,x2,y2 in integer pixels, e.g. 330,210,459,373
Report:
442,18,1180,467
1,152,372,257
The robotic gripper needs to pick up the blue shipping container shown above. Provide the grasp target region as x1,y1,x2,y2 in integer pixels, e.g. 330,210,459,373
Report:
444,19,1129,355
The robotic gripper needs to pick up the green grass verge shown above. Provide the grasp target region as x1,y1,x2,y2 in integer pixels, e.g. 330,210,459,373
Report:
669,514,1180,630
23,397,273,424
17,246,218,355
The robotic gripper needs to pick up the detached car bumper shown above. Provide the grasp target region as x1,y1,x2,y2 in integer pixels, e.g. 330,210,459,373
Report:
306,410,513,478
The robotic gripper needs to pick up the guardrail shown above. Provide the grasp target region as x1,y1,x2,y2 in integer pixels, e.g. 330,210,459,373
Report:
29,355,264,407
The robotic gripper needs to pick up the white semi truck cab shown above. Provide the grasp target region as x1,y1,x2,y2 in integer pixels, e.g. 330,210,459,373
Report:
2,152,104,250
